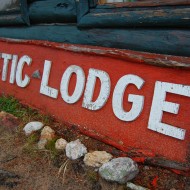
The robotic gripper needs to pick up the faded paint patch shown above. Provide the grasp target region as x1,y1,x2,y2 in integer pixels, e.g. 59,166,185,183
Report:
0,0,18,12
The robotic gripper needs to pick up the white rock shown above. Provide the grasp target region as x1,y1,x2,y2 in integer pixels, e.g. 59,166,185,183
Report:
38,139,48,149
23,121,44,136
84,151,113,167
55,138,68,150
99,157,139,184
66,139,87,160
126,182,150,190
40,126,55,140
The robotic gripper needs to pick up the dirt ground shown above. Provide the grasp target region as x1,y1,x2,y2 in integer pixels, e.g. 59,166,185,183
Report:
0,111,189,190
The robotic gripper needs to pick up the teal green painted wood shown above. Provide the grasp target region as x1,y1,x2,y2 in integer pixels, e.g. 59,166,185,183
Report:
0,0,29,26
78,6,190,28
0,14,29,26
0,25,189,57
29,0,77,24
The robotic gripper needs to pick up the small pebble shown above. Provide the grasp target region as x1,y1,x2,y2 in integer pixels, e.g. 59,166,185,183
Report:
55,138,67,150
23,121,43,136
84,151,113,167
40,126,55,140
66,139,87,160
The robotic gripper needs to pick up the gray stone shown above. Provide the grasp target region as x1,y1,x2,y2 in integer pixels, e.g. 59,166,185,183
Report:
84,151,113,167
99,157,139,184
23,121,44,136
126,182,150,190
66,139,87,160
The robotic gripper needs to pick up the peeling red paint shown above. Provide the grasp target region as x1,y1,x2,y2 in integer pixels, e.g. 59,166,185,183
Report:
133,157,146,163
151,176,159,188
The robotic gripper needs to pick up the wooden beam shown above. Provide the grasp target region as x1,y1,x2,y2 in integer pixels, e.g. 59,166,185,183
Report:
0,14,29,26
78,6,190,28
29,0,77,24
97,0,190,8
0,25,189,57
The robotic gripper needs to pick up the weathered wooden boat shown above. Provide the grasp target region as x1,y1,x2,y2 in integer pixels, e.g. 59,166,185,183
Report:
0,0,189,173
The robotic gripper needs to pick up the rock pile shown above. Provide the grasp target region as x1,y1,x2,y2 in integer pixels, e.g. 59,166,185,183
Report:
23,121,140,186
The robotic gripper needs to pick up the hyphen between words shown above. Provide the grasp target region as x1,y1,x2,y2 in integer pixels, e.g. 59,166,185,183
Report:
1,53,190,141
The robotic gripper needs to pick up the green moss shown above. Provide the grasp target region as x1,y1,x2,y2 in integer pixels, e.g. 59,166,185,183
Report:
0,95,25,118
86,169,98,182
0,95,53,125
45,138,59,159
26,133,39,144
22,133,40,157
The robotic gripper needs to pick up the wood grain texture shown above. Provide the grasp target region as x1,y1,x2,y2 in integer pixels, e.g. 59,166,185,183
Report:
97,0,190,8
79,0,190,28
1,38,190,68
29,0,77,24
78,6,190,28
0,25,189,57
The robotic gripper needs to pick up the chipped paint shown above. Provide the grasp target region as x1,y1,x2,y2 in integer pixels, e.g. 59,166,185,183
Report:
0,0,18,12
32,70,41,79
1,38,190,68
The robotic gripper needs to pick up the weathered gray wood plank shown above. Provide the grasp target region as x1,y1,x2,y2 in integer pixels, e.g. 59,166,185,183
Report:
78,6,190,28
96,0,190,8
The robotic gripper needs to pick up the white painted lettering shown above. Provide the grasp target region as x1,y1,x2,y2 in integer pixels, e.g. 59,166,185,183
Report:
148,81,190,140
40,60,58,99
1,53,12,81
112,74,144,121
9,55,18,84
60,65,85,104
83,69,110,110
16,55,32,88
